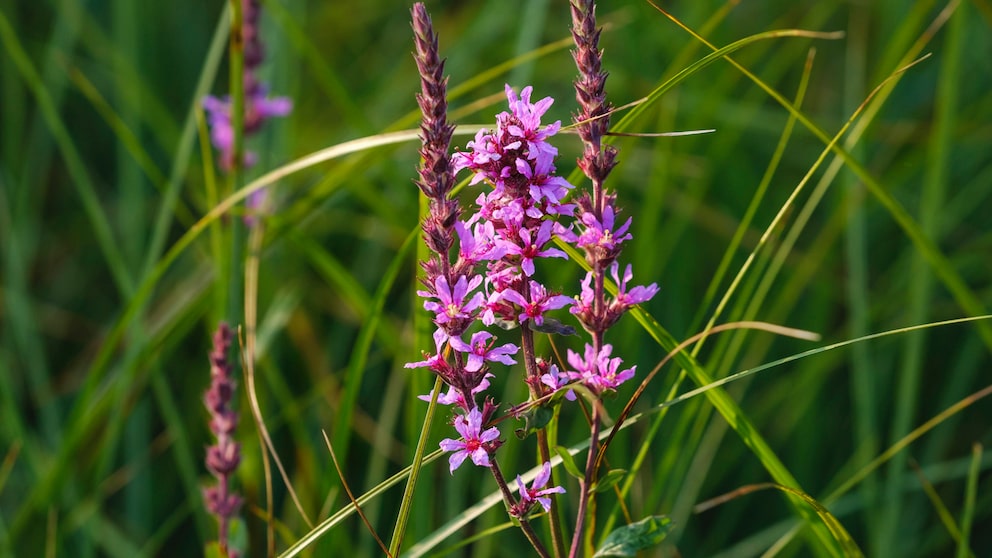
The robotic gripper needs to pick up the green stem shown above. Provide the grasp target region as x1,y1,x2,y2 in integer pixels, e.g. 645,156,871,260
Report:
489,460,552,558
519,323,567,557
569,405,601,558
388,374,443,556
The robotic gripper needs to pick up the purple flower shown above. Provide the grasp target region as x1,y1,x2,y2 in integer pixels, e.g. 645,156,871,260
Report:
518,156,573,207
512,461,566,515
419,274,485,326
449,331,519,372
499,220,568,276
570,271,595,318
452,128,502,183
576,203,632,253
404,329,450,372
439,407,500,473
540,363,576,401
504,85,561,169
451,84,563,191
419,373,494,406
404,351,446,371
566,343,635,394
610,262,658,307
456,220,504,264
500,281,574,326
202,89,292,171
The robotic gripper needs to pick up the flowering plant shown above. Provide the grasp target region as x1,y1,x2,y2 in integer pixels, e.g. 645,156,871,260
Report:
402,2,660,555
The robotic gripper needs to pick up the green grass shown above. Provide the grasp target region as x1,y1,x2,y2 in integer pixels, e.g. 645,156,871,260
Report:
1,0,991,556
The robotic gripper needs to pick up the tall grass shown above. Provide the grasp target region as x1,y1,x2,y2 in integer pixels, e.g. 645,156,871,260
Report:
1,0,990,556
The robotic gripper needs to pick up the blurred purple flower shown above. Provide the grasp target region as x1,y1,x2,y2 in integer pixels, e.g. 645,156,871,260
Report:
202,90,292,172
202,322,243,556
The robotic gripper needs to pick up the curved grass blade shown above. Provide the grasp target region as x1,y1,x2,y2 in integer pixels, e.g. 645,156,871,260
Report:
277,446,445,558
0,7,133,297
9,127,430,540
908,458,975,558
330,228,418,472
696,483,863,557
648,0,992,351
388,374,445,556
956,444,981,558
402,314,992,557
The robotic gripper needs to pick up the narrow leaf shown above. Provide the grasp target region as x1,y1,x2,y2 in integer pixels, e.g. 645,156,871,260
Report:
593,515,673,557
514,405,554,440
555,445,583,479
592,469,627,494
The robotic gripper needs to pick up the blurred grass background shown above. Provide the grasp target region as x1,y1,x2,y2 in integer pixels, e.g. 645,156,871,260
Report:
1,0,991,556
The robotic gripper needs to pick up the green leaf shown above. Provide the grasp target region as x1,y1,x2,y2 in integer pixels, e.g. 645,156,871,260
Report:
554,445,583,479
204,542,223,558
591,469,626,493
228,517,248,557
514,405,554,440
531,317,576,336
593,515,673,557
203,517,248,558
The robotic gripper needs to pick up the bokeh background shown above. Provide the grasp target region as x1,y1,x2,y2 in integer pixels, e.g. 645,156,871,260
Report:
1,0,990,556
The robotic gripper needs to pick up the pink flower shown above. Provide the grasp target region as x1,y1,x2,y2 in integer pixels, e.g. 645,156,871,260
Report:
566,343,635,394
516,152,573,207
450,84,563,189
404,329,451,374
448,331,519,372
418,373,494,406
439,408,500,473
419,274,485,325
456,220,504,264
570,271,595,318
499,220,568,276
512,461,565,516
610,262,659,307
500,281,574,326
504,85,561,169
576,203,632,252
540,363,576,401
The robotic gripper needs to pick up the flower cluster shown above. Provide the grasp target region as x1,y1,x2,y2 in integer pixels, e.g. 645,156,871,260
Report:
410,85,578,462
408,2,663,553
449,85,576,330
203,0,292,174
202,322,242,557
407,2,658,554
411,80,659,471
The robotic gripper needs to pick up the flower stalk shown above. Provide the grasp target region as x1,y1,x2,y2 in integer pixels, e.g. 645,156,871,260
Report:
202,322,242,558
566,1,658,554
407,2,656,556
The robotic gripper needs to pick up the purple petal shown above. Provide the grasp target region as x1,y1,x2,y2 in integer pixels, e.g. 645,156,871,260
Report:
439,438,463,452
448,450,469,473
470,448,491,468
464,353,484,372
479,425,501,443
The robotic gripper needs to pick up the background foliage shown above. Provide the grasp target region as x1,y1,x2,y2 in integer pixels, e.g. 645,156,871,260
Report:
1,0,990,556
